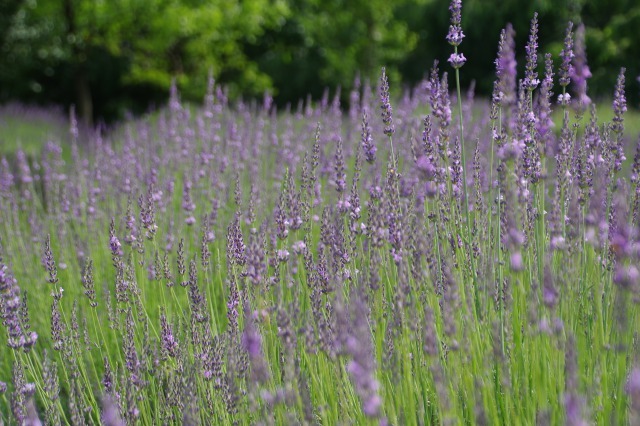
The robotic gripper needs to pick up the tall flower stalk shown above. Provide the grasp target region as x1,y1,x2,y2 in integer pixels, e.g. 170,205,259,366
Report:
447,0,468,219
0,4,639,424
379,66,396,169
447,0,478,311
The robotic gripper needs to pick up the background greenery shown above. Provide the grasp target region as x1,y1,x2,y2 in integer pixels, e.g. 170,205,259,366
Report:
1,0,639,123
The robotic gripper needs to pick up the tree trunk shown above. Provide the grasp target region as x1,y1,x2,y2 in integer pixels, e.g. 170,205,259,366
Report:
64,0,93,127
75,69,93,127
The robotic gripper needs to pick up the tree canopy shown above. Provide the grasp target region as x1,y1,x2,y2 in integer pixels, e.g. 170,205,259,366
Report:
1,0,638,123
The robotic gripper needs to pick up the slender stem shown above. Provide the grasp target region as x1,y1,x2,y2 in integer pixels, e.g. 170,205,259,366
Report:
454,48,470,238
453,46,479,323
497,184,505,357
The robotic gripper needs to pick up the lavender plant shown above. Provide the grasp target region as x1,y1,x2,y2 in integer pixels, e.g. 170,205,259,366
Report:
1,1,640,424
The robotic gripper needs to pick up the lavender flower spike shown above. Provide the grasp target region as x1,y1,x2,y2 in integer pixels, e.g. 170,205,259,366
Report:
571,24,591,107
612,68,627,172
558,22,574,88
0,264,27,350
612,68,627,137
523,13,540,90
361,109,377,164
160,309,178,358
446,0,465,46
379,67,394,136
241,308,270,384
494,24,517,108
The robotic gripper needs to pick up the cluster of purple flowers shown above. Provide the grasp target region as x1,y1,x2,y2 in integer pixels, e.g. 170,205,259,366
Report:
0,0,639,424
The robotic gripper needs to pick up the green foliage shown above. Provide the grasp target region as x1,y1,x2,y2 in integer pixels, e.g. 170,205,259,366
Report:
114,0,290,97
250,0,420,104
0,0,291,120
1,0,640,122
583,0,640,103
0,105,68,157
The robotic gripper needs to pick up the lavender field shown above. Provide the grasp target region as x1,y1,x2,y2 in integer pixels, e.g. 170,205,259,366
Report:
2,2,640,425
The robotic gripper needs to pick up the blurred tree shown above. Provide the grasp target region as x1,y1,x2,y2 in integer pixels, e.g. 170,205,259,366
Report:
1,0,639,122
398,0,575,97
582,0,640,105
0,0,24,48
1,0,290,123
248,0,421,106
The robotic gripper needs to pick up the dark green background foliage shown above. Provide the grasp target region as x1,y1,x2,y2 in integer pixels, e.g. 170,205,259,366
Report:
1,0,638,122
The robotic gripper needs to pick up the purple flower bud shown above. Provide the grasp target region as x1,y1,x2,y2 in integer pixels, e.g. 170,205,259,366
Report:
448,53,467,69
109,235,122,257
627,368,640,409
613,265,639,290
276,249,290,263
558,93,572,106
363,393,382,417
22,382,36,396
292,240,307,255
446,27,465,46
543,284,558,308
510,251,524,271
416,155,437,180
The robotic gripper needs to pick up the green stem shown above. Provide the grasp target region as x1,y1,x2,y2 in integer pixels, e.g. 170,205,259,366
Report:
453,47,479,319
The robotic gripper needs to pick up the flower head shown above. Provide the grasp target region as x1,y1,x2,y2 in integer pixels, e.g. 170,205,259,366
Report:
559,22,575,87
448,53,467,69
523,13,540,90
446,0,464,46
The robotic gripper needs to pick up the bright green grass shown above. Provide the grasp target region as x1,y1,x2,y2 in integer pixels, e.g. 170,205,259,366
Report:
2,100,638,157
551,100,640,139
0,108,68,157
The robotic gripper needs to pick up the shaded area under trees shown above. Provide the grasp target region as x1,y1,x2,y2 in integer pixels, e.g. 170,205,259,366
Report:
1,0,639,123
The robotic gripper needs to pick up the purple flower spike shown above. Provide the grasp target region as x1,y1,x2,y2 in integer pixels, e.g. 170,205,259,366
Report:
0,264,36,351
559,22,575,88
494,24,517,108
109,220,123,257
446,0,464,46
612,68,627,173
361,109,377,164
612,68,627,137
241,308,269,384
523,13,540,91
379,67,394,136
160,310,178,358
338,292,385,421
571,24,592,107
